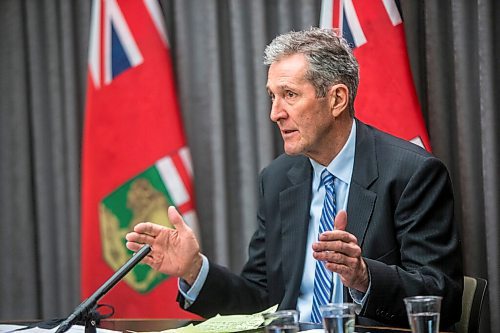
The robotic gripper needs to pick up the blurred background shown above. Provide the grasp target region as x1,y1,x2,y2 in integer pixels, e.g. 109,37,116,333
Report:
0,1,498,332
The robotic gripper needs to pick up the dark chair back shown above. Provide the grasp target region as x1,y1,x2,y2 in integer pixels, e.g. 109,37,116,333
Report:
456,276,487,333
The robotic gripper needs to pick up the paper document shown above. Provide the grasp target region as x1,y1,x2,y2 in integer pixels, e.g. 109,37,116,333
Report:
151,305,278,333
0,325,26,333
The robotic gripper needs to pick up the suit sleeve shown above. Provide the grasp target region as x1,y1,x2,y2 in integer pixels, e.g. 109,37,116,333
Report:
176,171,270,318
360,157,463,328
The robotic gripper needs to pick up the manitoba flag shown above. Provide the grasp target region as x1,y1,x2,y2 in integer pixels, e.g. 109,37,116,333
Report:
320,0,431,150
81,0,199,318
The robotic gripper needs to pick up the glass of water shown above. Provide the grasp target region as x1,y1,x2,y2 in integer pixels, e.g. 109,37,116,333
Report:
404,296,442,333
262,310,299,333
320,303,356,333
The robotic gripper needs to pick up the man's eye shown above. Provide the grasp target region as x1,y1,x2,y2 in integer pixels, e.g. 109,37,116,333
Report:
286,91,296,98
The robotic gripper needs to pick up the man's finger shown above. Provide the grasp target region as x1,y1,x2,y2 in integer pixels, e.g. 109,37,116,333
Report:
313,238,359,254
168,206,190,232
126,241,142,252
133,221,163,236
334,210,347,231
125,231,155,245
318,230,357,243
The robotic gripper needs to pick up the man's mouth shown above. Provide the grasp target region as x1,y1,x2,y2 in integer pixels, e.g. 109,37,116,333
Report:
281,129,297,138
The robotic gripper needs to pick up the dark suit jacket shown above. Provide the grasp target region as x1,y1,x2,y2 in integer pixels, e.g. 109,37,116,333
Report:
180,120,463,328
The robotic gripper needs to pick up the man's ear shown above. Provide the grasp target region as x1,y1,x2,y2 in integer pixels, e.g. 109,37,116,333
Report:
328,84,349,118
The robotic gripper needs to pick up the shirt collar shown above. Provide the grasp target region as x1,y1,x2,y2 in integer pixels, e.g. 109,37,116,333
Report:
310,120,356,190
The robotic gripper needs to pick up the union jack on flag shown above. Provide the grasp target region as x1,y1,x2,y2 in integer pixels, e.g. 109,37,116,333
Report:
320,0,402,48
88,0,169,88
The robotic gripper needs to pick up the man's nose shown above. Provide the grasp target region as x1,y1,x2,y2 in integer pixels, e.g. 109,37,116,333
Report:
270,97,287,122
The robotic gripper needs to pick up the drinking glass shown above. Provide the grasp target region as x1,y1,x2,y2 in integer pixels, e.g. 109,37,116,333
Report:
320,303,356,333
404,296,442,333
262,310,299,333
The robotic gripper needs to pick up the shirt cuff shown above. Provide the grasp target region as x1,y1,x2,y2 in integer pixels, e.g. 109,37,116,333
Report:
178,254,209,308
348,269,371,308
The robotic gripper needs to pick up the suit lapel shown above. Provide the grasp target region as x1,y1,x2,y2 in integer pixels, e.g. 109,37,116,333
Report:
346,120,378,247
279,157,312,308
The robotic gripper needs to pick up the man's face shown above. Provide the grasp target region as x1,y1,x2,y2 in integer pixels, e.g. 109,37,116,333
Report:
266,54,335,162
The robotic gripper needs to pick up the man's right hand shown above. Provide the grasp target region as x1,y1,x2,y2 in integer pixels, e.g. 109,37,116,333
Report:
125,206,203,285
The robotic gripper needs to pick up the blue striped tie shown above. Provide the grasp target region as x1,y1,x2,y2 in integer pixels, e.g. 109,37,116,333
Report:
310,170,337,323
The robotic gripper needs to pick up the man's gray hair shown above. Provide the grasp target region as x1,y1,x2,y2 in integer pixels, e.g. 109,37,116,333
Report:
264,27,359,117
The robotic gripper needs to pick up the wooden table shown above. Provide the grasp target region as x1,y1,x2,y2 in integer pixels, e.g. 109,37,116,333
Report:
99,319,414,333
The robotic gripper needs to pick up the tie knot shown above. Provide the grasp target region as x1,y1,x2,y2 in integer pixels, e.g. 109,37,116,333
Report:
321,169,334,187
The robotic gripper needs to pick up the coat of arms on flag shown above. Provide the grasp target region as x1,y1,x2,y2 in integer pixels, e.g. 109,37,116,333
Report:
99,148,197,294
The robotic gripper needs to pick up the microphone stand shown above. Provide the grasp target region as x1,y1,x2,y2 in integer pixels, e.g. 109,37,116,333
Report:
56,244,152,333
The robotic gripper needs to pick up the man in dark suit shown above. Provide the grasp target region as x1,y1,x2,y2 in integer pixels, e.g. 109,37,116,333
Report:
126,28,463,328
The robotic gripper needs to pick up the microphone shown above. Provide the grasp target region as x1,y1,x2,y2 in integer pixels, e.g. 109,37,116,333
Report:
56,244,152,333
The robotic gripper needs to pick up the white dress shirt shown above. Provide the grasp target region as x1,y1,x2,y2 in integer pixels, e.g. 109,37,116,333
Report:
296,121,357,321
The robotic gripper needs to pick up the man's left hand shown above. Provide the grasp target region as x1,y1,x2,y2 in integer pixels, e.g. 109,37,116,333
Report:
312,210,369,292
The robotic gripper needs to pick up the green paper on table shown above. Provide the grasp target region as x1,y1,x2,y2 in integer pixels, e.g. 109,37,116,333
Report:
159,305,278,333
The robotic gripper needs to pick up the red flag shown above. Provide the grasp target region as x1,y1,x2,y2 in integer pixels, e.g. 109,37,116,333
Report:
81,0,199,318
320,0,431,150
